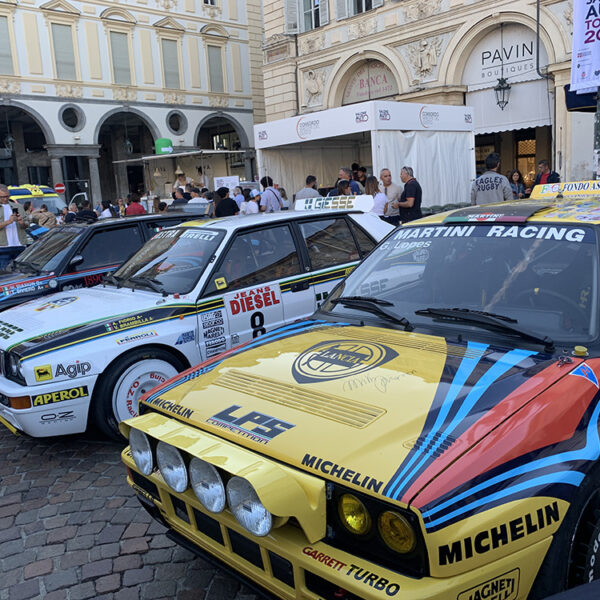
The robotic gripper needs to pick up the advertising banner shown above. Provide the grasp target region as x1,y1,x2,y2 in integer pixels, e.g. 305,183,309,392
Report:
571,0,600,91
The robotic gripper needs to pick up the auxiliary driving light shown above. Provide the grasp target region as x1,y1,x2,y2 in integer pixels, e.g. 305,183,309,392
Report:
378,511,416,554
189,458,225,513
156,441,188,493
226,476,272,537
338,494,371,535
129,429,153,476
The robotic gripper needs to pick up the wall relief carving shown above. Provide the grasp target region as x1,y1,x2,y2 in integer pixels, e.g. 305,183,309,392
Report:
56,83,83,98
403,0,442,22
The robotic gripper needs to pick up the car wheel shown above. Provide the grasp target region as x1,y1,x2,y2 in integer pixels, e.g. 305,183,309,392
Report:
529,473,600,598
91,347,186,439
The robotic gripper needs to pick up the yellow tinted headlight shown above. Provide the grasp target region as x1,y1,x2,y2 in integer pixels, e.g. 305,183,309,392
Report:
338,494,371,535
378,511,416,553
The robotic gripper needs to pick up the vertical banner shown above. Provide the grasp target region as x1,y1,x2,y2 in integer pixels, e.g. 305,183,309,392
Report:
571,0,600,91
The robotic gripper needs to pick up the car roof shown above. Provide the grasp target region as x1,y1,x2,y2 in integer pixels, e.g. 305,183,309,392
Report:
63,212,209,230
415,181,600,226
180,209,365,231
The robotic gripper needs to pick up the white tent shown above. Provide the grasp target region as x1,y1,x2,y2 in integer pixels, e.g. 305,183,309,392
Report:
254,100,476,208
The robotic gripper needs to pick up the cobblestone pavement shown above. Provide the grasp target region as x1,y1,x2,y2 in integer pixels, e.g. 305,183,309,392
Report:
0,426,258,600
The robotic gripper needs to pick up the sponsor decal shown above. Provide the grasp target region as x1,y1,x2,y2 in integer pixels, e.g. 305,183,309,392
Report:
55,361,91,379
1,280,50,298
355,111,369,123
49,279,58,289
301,454,384,493
32,385,89,406
203,326,225,339
116,331,158,345
302,196,355,211
296,117,320,140
175,330,195,345
144,396,194,419
229,286,280,315
388,225,590,243
292,340,398,384
40,410,75,424
215,277,227,290
34,364,53,382
302,547,346,572
35,296,78,311
207,404,295,444
84,274,103,287
457,569,519,600
570,363,599,388
345,564,400,597
154,229,179,239
465,113,473,124
378,109,391,121
201,310,223,323
0,320,23,339
132,483,158,504
105,314,154,332
438,502,560,566
201,315,224,329
180,230,219,241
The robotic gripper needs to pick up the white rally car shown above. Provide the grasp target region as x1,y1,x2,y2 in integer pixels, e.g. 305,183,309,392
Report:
0,198,392,438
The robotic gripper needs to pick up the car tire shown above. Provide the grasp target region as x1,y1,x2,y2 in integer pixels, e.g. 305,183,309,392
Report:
528,468,600,599
91,347,186,439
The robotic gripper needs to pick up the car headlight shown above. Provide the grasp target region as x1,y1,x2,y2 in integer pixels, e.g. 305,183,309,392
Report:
8,353,23,380
338,493,372,535
129,429,153,476
226,476,272,537
378,510,416,554
156,441,188,493
189,458,225,513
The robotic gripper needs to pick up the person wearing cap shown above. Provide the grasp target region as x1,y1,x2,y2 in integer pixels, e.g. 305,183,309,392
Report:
241,189,260,215
215,187,239,217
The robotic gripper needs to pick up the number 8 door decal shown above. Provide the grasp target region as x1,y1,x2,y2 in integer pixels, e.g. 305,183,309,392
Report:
250,311,266,338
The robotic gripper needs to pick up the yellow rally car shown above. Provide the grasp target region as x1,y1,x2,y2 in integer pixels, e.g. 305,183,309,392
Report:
121,181,600,599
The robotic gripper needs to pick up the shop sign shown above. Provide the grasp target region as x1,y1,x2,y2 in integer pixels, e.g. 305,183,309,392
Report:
342,62,399,105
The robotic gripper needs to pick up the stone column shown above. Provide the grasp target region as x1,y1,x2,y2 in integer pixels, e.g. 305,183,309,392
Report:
244,149,255,182
88,156,102,203
50,158,64,188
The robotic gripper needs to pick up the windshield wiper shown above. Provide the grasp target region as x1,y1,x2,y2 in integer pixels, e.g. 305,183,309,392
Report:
415,307,554,352
126,275,168,297
331,296,413,330
104,272,123,288
13,261,41,275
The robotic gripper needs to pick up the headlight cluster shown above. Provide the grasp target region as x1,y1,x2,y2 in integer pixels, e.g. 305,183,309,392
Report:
336,492,417,555
7,352,24,383
129,430,274,537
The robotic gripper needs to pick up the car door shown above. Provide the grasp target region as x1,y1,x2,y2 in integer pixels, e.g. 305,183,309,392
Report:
60,224,143,290
199,224,304,356
296,216,366,309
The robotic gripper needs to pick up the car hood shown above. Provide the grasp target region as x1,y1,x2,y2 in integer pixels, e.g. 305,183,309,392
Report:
139,321,575,512
0,286,194,357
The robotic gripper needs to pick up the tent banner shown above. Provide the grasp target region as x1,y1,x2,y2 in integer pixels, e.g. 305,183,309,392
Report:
254,100,474,149
571,0,600,91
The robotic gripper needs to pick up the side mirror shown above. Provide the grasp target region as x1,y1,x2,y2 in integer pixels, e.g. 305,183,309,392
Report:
69,254,84,268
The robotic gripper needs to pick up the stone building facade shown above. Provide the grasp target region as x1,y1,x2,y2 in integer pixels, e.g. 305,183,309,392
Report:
262,0,588,186
0,0,264,202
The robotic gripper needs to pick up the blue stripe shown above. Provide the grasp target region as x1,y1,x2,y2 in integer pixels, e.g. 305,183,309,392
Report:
385,341,487,499
424,471,584,529
421,391,600,526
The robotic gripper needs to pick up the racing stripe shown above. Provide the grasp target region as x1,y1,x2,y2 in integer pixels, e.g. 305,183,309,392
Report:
279,265,354,293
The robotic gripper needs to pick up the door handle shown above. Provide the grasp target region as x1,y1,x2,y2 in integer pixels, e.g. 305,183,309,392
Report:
290,280,310,292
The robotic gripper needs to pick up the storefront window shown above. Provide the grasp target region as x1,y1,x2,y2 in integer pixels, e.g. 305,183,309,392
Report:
516,134,536,189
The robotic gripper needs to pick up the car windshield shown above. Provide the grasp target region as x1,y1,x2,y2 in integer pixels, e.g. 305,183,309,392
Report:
325,223,599,345
114,227,225,295
14,226,83,272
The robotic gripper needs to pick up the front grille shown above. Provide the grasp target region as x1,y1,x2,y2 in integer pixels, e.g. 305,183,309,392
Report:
170,495,190,523
192,508,223,545
214,370,385,428
131,471,159,500
268,551,294,588
305,571,361,600
228,528,263,569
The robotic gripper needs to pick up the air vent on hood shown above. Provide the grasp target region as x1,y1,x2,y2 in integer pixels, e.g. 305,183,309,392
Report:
213,370,385,428
327,328,486,360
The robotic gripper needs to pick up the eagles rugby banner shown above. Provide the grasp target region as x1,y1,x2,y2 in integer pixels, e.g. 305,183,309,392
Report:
571,0,600,92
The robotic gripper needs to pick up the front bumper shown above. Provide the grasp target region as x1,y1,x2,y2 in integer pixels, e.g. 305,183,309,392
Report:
122,444,551,600
0,374,96,437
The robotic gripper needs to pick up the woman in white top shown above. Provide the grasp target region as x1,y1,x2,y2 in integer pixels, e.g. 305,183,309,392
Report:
365,175,387,219
99,200,114,219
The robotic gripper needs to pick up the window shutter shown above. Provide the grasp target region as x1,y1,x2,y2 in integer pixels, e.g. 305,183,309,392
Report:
372,0,384,7
284,0,299,34
207,45,224,93
161,39,180,89
320,0,329,26
0,18,12,75
52,23,77,80
335,0,348,21
110,32,131,85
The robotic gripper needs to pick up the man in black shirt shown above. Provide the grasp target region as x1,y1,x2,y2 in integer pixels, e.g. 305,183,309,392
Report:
215,187,239,217
76,199,98,222
393,166,422,223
